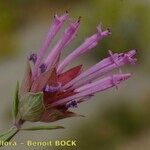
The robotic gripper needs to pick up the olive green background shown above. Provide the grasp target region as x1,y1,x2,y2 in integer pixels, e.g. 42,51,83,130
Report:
0,0,150,150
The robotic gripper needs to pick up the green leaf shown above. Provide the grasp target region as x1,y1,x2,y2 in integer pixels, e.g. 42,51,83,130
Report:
0,130,11,138
19,92,45,122
20,61,32,96
0,129,18,147
21,125,64,131
12,81,19,121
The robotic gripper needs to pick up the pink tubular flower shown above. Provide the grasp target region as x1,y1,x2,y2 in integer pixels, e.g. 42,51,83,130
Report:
57,24,111,73
32,12,69,80
20,12,137,123
44,18,81,71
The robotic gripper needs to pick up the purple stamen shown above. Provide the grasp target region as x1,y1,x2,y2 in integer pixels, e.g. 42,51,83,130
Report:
29,53,37,64
44,83,62,93
40,63,47,73
66,100,78,108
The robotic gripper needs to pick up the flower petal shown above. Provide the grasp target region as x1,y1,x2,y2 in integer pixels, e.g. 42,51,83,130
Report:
32,12,68,80
50,73,131,107
57,24,111,73
45,19,80,71
57,65,83,85
63,50,136,89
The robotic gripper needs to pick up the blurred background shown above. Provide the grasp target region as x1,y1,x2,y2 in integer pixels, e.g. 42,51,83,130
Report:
0,0,150,150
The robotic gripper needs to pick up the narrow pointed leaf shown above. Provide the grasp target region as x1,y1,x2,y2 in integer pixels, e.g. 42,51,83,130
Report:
20,61,32,96
0,130,11,138
21,125,64,131
0,129,18,147
12,81,19,120
41,109,84,123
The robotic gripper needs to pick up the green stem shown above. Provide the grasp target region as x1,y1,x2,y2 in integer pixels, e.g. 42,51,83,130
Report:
14,119,25,130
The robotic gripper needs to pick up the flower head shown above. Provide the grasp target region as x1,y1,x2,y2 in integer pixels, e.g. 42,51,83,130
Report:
19,12,137,123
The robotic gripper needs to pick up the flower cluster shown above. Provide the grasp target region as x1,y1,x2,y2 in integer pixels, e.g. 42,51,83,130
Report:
20,12,136,123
